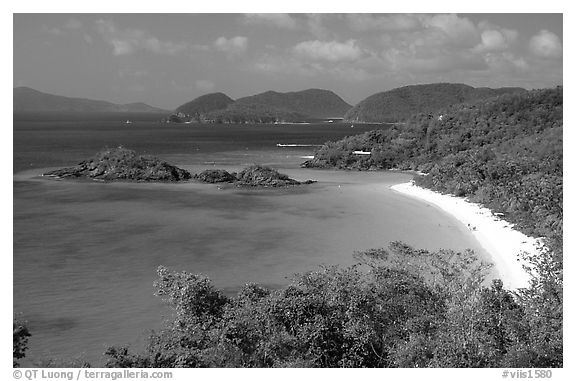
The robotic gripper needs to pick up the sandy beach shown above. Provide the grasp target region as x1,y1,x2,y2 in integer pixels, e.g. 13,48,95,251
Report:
391,182,543,289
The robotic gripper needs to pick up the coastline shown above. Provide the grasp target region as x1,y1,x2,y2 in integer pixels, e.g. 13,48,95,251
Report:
390,181,541,290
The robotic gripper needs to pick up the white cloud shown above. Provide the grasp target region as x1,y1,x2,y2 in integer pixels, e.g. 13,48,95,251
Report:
243,13,298,29
501,29,519,44
96,19,187,56
529,30,562,58
473,27,518,53
243,14,336,38
368,14,484,73
480,30,507,51
110,40,134,55
421,14,479,47
293,39,363,62
214,36,248,55
346,13,479,46
369,14,528,76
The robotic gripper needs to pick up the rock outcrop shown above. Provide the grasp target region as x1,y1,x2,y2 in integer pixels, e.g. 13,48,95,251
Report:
43,147,191,182
235,165,302,187
193,165,316,187
193,169,237,183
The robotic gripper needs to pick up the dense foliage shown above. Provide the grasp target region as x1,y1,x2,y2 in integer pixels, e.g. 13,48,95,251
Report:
175,92,235,119
206,102,309,124
234,89,352,119
343,83,526,123
102,242,559,368
13,318,31,367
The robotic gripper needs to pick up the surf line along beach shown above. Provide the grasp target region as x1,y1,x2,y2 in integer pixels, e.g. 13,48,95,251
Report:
391,181,543,290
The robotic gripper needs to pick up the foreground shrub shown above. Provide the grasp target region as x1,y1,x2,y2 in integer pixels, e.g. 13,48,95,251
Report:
13,318,31,367
103,242,558,368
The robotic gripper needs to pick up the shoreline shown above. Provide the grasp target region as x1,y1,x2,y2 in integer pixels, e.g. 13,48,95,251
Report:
390,182,541,290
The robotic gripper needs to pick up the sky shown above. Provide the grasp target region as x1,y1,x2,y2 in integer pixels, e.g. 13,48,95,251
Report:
13,13,563,110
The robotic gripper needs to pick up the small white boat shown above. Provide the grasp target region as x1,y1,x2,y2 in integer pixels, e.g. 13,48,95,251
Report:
276,144,321,147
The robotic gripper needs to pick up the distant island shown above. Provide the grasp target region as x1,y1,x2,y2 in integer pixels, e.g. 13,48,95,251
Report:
343,83,526,123
14,83,527,125
13,87,168,113
167,88,352,124
171,92,235,122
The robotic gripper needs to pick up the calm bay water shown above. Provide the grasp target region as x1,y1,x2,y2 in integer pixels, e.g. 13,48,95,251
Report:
13,112,386,173
13,113,488,366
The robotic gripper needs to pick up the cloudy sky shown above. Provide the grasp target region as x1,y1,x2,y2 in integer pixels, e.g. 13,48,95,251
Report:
13,13,562,109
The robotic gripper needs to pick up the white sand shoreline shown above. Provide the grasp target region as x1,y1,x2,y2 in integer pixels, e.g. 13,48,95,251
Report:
391,182,542,290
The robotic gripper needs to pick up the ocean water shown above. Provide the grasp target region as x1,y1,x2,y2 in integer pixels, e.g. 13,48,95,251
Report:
13,113,488,366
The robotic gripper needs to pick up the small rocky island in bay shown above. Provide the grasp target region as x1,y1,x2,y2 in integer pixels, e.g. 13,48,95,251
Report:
194,165,316,187
43,147,192,182
43,148,315,187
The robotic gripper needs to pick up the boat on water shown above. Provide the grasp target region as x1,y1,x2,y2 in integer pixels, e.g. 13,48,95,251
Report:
276,143,322,147
125,120,133,124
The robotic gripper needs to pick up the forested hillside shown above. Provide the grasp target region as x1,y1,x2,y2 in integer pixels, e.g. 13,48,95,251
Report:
343,83,526,123
206,102,309,124
173,92,234,121
234,89,352,119
304,87,562,239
